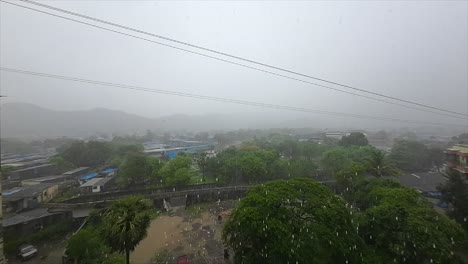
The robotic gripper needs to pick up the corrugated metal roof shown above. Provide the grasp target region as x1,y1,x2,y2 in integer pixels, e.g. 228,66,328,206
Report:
80,177,104,187
80,172,98,181
101,168,117,174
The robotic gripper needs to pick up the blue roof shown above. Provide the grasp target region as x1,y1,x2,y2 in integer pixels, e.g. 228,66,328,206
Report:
167,153,177,159
101,168,118,174
80,172,98,181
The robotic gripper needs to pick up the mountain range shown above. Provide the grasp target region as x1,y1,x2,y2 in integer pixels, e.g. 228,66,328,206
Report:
0,103,326,139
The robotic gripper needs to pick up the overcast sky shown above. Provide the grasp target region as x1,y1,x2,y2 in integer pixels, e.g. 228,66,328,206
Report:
1,0,467,128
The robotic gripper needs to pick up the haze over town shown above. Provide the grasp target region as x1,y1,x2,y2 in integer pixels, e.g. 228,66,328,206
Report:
1,1,467,264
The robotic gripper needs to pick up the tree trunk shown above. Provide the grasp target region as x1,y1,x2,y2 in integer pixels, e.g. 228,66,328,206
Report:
126,249,130,264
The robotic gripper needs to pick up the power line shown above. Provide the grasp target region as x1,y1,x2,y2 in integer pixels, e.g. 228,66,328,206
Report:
1,67,464,128
8,0,468,118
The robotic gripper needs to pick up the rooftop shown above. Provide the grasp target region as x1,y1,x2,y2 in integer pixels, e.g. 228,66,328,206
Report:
101,168,117,174
80,177,104,187
80,172,98,181
3,183,57,202
389,172,447,192
447,144,468,154
62,167,89,175
11,163,55,173
22,174,69,183
3,208,59,227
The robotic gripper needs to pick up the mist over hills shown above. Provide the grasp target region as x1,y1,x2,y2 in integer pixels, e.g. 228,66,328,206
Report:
0,103,326,139
1,103,463,140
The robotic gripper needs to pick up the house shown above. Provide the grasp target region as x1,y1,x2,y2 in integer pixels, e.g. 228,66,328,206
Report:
446,144,468,175
9,164,58,181
79,172,98,184
79,177,115,193
2,208,72,237
2,183,60,213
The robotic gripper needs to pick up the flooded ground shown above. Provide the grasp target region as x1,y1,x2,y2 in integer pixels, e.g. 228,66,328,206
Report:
131,200,237,264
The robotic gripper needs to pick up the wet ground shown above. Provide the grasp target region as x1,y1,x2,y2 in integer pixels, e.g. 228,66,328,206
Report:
131,200,238,264
7,239,67,264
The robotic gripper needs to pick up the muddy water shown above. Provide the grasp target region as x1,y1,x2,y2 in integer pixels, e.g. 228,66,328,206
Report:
131,201,236,264
131,215,184,263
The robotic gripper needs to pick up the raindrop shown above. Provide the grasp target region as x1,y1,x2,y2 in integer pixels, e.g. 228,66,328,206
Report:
395,216,399,221
173,187,176,192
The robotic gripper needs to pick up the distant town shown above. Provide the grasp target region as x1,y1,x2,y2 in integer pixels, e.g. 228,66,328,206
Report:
0,129,467,263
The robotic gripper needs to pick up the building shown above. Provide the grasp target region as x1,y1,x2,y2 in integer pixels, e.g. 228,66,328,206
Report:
324,132,351,140
2,208,72,237
100,168,118,177
9,164,57,181
79,177,115,193
2,183,59,213
21,175,74,186
79,172,98,184
446,144,468,175
62,167,90,178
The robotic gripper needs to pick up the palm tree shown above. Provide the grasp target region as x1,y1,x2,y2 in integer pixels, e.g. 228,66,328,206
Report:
101,196,154,264
366,149,398,177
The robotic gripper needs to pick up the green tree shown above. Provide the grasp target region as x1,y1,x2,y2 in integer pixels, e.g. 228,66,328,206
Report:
301,142,326,160
438,171,468,231
61,141,112,167
50,156,74,172
101,196,155,264
222,178,366,264
145,156,164,184
359,186,466,263
159,155,193,186
66,229,105,264
320,148,352,177
278,140,300,159
389,139,431,172
196,153,208,182
365,149,398,177
119,152,147,186
339,132,369,147
165,167,192,186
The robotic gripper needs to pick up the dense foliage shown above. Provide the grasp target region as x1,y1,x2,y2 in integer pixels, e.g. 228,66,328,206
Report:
223,178,366,264
389,139,443,172
438,171,468,231
339,132,369,146
224,178,467,264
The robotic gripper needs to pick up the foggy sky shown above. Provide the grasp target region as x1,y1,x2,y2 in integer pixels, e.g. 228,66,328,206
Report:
1,1,467,129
